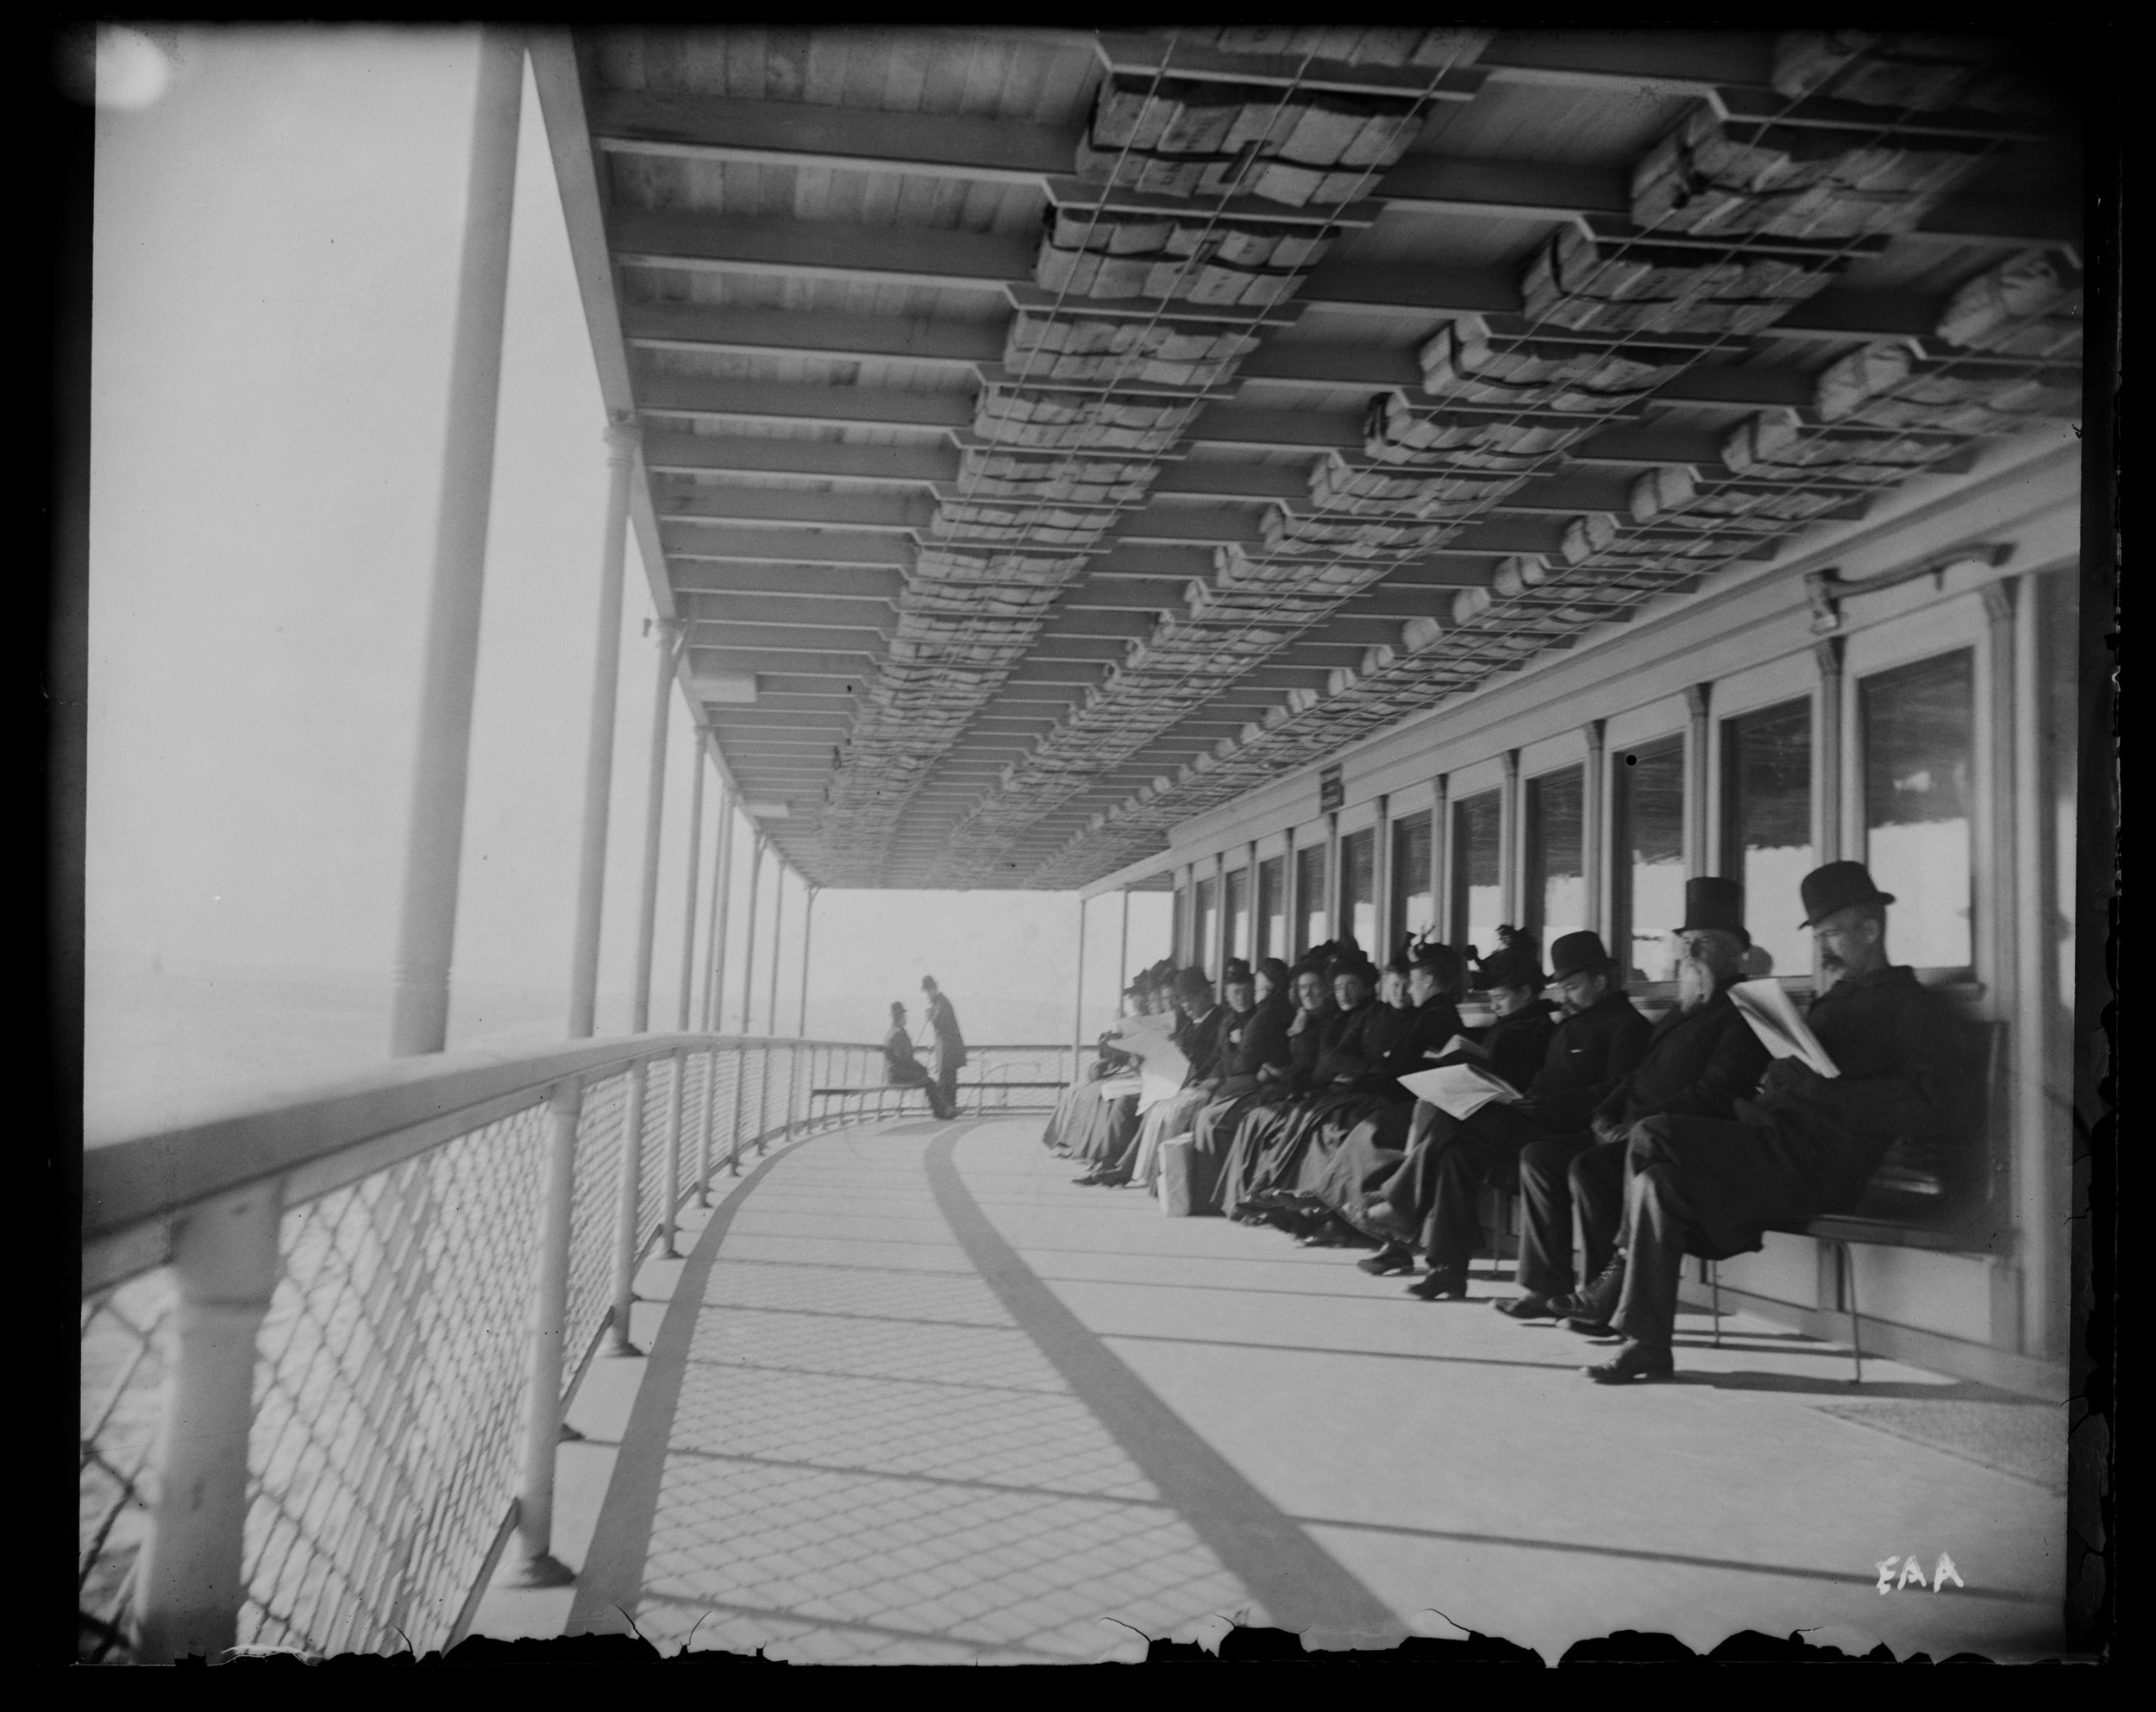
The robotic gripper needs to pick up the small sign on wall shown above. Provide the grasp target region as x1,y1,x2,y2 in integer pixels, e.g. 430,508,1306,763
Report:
1319,763,1344,814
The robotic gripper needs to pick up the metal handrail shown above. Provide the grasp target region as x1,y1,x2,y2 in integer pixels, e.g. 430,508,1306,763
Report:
84,1032,875,1294
77,1032,890,1665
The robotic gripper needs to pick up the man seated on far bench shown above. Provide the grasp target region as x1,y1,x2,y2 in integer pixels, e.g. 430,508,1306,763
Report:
1494,878,1771,1323
883,1000,956,1120
1583,861,1967,1383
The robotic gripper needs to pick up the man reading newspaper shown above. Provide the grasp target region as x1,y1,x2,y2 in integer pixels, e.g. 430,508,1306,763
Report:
1582,862,1971,1383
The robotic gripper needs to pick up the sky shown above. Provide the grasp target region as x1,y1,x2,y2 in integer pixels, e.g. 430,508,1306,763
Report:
84,28,1169,1131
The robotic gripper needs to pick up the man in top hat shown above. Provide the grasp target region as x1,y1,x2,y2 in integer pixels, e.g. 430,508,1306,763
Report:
1355,929,1652,1297
883,1001,956,1120
1583,861,1973,1382
1495,879,1772,1321
920,975,967,1119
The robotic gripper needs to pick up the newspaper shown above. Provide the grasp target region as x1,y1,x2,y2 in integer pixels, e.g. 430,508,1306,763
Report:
1428,1032,1489,1063
1729,979,1840,1078
1398,1061,1524,1122
1106,1014,1194,1113
1093,1075,1144,1101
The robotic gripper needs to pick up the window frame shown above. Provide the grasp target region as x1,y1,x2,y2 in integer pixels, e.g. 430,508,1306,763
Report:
1608,731,1688,989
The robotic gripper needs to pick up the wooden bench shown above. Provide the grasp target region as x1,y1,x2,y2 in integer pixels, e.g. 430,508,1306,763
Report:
1708,1018,2009,1384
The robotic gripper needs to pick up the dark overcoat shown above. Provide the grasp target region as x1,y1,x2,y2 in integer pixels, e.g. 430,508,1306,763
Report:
1639,963,1971,1258
1520,989,1653,1133
1594,988,1773,1128
1474,1000,1560,1094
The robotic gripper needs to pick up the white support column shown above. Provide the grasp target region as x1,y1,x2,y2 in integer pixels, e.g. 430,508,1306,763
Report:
131,1184,283,1661
739,833,765,1033
797,884,818,1037
1683,682,1713,879
1499,751,1520,926
1431,774,1450,943
387,29,523,1058
1583,720,1608,936
511,1079,580,1587
767,862,787,1035
567,418,640,1039
701,764,734,1032
607,619,683,1352
675,725,707,1032
1070,894,1089,1085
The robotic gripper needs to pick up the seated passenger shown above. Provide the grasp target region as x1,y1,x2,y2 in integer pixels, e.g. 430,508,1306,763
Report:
1493,880,1771,1320
883,1001,954,1119
1353,930,1651,1298
1062,962,1173,1167
1183,957,1296,1209
1043,980,1150,1156
1285,940,1471,1244
1212,950,1341,1218
1583,862,1970,1383
1076,966,1232,1188
1219,949,1382,1215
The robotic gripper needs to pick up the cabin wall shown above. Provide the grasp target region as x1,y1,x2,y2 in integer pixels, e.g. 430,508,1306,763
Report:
1121,423,2080,1395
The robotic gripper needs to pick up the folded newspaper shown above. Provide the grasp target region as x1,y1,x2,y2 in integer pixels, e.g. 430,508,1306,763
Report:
1729,979,1840,1078
1427,1032,1489,1062
1398,1061,1524,1122
1105,1014,1194,1113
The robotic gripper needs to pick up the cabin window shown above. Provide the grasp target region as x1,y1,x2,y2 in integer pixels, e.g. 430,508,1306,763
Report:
1294,843,1329,954
1340,828,1376,952
1450,789,1504,966
1861,649,1976,971
1524,766,1588,948
1611,735,1686,984
1257,856,1286,961
1224,865,1250,965
1193,875,1218,975
1390,811,1434,941
1721,698,1814,978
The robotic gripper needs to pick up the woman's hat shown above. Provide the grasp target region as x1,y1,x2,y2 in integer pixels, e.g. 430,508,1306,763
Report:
1222,956,1254,986
1797,860,1896,928
1256,956,1291,990
1549,930,1620,981
1474,927,1544,991
1677,876,1751,946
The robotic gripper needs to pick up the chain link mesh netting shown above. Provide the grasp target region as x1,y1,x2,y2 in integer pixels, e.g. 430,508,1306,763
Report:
78,1042,860,1663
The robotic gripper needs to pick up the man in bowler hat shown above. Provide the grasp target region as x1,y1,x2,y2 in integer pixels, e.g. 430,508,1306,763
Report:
1356,930,1652,1298
1495,879,1772,1322
1583,861,1971,1382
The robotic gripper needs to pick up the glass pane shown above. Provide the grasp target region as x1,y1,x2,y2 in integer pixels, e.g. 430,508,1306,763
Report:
1194,876,1217,975
1257,856,1285,961
1863,649,1975,969
1390,812,1434,939
1525,767,1587,945
1614,737,1686,984
1341,829,1376,950
1723,699,1813,978
1225,867,1250,963
1295,845,1328,954
1451,791,1503,965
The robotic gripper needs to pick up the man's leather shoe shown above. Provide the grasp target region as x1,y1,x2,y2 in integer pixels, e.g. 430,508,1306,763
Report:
1357,1243,1417,1276
1406,1266,1467,1301
1493,1293,1560,1320
1583,1339,1674,1383
1564,1256,1624,1330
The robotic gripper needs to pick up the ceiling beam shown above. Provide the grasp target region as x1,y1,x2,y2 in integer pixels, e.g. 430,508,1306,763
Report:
645,431,957,484
611,208,1030,294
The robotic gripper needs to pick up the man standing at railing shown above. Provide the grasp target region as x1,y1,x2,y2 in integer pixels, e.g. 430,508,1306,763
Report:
920,975,967,1119
887,1001,956,1120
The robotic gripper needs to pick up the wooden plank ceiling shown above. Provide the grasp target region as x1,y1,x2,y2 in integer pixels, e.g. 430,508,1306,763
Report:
561,26,2083,889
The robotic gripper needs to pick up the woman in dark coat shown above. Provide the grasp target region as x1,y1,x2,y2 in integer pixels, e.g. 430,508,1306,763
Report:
1211,952,1339,1216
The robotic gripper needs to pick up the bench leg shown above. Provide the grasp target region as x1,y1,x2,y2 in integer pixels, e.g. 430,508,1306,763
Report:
1840,1242,1863,1387
1709,1258,1721,1349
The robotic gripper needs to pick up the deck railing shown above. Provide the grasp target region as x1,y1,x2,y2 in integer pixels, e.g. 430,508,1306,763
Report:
78,1032,949,1665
